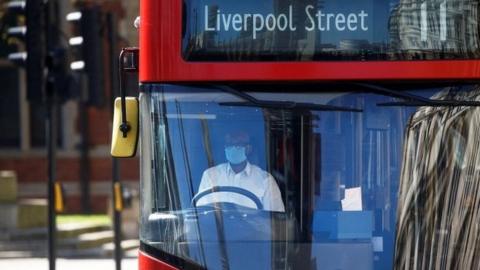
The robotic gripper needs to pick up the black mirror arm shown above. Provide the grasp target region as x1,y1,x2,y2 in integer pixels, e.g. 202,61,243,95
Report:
118,47,139,137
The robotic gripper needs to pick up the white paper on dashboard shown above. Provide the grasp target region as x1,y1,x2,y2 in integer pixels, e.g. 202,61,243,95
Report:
341,187,363,211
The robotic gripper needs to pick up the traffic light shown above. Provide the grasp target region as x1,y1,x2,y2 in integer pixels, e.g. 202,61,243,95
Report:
66,4,105,107
6,0,46,102
5,1,27,63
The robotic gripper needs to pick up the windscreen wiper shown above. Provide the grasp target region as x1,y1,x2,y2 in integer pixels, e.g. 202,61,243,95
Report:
216,86,362,112
355,83,480,107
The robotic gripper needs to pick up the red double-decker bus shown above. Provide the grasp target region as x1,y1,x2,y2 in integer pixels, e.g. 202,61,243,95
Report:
112,0,480,269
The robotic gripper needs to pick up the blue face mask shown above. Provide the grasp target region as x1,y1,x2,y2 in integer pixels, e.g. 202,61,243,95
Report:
225,146,247,165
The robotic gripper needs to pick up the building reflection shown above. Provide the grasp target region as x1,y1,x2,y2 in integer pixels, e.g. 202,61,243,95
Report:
388,0,480,60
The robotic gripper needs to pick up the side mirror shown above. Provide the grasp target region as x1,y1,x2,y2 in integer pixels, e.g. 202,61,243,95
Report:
111,97,139,158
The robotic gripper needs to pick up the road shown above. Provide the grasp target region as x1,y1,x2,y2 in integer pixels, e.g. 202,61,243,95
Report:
0,258,138,270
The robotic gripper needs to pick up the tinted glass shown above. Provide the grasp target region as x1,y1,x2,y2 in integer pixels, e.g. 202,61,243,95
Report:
140,84,480,269
183,0,480,61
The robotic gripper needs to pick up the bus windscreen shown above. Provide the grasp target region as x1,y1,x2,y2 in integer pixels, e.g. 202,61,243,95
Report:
182,0,480,61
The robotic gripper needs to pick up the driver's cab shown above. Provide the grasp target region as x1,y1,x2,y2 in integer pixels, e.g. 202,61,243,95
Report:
142,84,301,268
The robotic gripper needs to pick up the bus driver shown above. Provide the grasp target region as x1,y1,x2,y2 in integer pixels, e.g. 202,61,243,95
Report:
195,131,285,212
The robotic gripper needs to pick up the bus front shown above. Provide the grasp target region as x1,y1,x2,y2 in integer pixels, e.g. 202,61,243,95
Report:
112,0,480,269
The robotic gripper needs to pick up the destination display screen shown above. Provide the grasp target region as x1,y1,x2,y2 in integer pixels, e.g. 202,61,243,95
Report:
182,0,480,61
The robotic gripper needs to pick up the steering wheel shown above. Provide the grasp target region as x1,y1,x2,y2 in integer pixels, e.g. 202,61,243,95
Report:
192,186,263,210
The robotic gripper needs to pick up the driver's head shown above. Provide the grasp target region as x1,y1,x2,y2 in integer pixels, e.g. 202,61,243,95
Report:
224,130,252,165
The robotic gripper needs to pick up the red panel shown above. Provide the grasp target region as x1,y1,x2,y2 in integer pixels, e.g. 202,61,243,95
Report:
140,0,480,83
139,251,179,270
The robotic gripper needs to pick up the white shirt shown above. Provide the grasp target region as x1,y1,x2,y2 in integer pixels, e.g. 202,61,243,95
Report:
196,162,285,212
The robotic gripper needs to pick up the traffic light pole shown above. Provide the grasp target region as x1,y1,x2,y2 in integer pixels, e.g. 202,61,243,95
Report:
46,65,58,270
7,1,60,268
79,74,92,213
46,1,61,270
108,13,122,270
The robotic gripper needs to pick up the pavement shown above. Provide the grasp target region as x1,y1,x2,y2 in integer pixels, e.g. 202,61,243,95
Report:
0,257,138,270
0,222,140,259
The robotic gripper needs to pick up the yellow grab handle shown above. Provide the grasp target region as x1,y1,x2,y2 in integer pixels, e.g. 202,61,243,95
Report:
114,182,123,212
54,182,65,213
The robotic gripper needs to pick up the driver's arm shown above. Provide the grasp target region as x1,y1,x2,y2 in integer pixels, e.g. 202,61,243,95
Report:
262,175,285,212
198,170,212,193
195,170,214,206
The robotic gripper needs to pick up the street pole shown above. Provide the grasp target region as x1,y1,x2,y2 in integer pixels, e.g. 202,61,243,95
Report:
45,1,61,269
79,73,91,213
107,12,122,270
46,61,58,270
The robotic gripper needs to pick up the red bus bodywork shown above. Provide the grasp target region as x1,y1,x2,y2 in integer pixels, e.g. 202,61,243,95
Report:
139,251,178,270
140,0,480,83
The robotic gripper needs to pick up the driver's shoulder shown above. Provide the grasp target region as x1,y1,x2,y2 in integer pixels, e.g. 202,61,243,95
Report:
249,164,275,180
204,163,229,175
